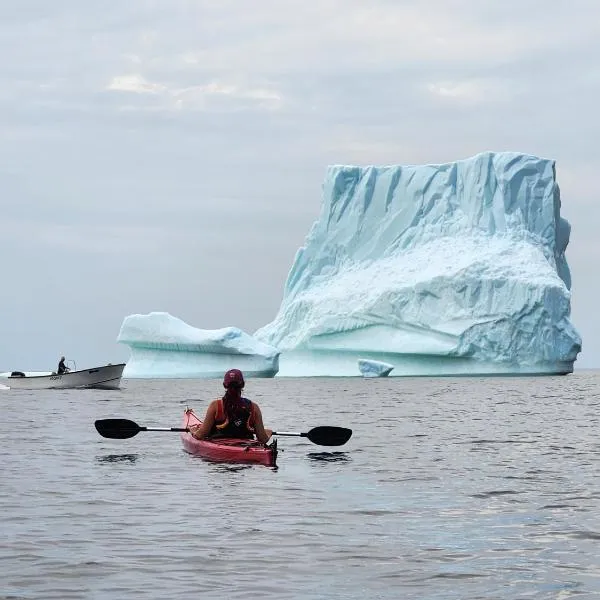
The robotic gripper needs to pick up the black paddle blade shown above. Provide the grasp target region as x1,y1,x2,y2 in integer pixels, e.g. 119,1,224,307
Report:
95,418,141,439
305,426,352,446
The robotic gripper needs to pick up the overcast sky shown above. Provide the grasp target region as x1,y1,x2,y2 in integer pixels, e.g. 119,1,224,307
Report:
1,0,598,371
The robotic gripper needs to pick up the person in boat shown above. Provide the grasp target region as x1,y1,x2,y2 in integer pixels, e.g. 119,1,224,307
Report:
57,356,70,374
190,369,272,444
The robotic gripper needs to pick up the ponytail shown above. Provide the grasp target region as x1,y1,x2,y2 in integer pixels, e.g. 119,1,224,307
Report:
222,386,244,421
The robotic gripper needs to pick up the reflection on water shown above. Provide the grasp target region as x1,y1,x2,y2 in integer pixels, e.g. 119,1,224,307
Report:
307,451,352,463
189,456,276,473
95,453,139,464
208,462,254,473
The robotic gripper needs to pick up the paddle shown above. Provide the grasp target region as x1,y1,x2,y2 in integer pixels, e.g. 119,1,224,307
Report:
272,427,352,446
94,419,187,439
94,419,352,446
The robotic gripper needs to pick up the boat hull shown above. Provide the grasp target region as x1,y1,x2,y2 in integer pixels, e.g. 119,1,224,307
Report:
181,409,277,467
3,363,126,390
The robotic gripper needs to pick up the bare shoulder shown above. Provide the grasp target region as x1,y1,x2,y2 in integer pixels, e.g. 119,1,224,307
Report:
205,399,219,414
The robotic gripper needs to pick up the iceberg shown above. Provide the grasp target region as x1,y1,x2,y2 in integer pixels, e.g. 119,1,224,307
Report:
255,151,582,376
358,359,394,377
117,312,280,378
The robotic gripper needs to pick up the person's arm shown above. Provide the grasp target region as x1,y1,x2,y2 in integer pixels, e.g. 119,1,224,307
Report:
190,401,217,439
252,404,272,444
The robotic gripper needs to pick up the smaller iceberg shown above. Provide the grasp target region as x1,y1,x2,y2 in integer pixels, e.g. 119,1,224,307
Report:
117,312,280,378
358,359,394,377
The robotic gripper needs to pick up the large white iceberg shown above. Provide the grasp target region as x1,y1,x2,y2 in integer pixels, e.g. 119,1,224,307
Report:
118,312,280,378
255,151,582,376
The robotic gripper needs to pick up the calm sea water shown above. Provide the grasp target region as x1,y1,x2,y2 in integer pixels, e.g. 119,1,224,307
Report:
1,373,599,600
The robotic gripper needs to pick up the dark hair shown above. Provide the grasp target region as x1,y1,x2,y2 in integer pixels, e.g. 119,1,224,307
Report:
222,387,246,421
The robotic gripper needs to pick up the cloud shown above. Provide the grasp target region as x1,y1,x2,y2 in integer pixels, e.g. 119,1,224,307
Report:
425,78,518,106
120,1,600,79
106,73,282,112
2,1,598,124
107,74,167,94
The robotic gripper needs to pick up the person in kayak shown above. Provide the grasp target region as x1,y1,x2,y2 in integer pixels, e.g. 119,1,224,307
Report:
190,369,272,444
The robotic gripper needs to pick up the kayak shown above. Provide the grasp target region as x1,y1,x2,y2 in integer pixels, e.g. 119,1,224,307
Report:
181,408,277,467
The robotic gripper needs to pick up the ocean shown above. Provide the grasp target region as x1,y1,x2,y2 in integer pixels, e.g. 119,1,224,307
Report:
1,373,599,599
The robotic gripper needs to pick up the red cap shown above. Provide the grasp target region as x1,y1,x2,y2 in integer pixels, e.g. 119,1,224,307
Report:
223,368,245,388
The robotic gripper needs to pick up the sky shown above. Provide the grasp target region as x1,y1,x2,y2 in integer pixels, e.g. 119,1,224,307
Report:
0,0,598,371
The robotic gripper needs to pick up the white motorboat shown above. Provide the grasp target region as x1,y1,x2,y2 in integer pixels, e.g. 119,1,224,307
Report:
3,363,126,390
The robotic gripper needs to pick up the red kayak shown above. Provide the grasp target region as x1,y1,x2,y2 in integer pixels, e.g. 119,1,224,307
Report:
181,408,277,467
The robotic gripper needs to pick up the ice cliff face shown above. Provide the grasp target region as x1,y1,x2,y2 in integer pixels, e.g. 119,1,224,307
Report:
255,152,581,376
118,312,279,378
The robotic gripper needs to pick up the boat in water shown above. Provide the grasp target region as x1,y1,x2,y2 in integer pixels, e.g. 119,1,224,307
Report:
2,363,126,390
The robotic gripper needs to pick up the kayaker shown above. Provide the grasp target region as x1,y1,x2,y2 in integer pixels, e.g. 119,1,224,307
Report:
57,356,70,374
190,369,272,444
